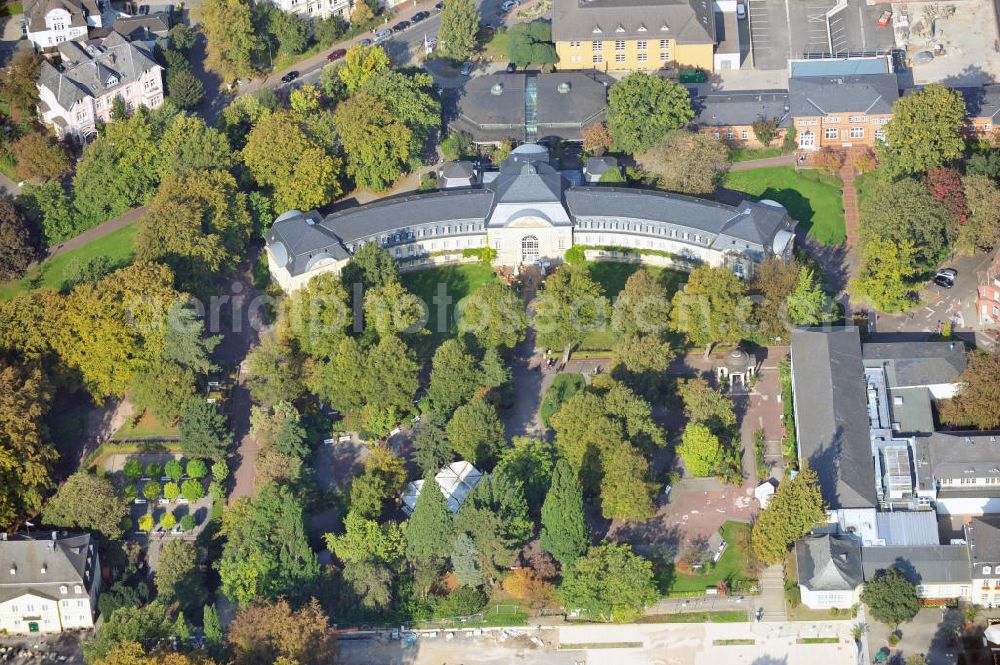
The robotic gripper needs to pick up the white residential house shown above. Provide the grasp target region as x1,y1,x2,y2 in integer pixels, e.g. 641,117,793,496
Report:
268,0,354,21
36,32,164,141
0,532,101,635
794,533,863,609
22,0,102,49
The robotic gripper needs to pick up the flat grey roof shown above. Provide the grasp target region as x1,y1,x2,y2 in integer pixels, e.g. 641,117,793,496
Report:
965,517,1000,572
691,89,792,128
862,341,966,388
875,511,941,547
884,386,934,435
861,545,970,585
790,58,890,77
791,326,877,509
919,431,1000,481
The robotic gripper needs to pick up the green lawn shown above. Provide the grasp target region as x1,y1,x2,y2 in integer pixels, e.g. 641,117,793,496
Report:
576,262,687,351
399,262,500,357
723,166,846,245
0,220,139,299
665,521,754,595
638,611,748,624
728,145,790,163
113,409,179,440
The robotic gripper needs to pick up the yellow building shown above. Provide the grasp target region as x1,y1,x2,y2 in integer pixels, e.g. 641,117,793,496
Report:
552,0,719,73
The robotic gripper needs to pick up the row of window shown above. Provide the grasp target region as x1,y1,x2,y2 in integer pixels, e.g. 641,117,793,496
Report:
799,117,891,127
591,53,668,63
390,236,488,257
569,39,671,50
349,221,486,252
798,128,884,145
941,477,1000,485
713,130,751,141
576,218,709,244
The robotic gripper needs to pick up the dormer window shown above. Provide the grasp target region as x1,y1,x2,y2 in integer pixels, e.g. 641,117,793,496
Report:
637,23,647,31
74,585,82,594
40,564,47,574
106,75,119,86
985,566,993,575
60,585,67,594
615,23,624,32
592,24,602,33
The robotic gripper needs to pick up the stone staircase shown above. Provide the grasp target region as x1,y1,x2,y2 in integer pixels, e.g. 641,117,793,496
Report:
758,564,787,621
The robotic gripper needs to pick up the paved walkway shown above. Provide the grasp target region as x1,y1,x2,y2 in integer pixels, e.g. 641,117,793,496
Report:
838,155,860,247
41,206,148,262
728,154,796,171
758,563,787,622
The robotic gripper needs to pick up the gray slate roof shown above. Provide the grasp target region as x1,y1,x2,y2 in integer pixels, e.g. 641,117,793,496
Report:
790,327,877,509
24,0,98,32
489,155,567,206
110,12,171,41
452,73,608,143
965,517,1000,575
862,341,966,388
918,431,1000,483
0,533,95,604
961,85,1000,121
37,32,160,111
795,534,863,591
861,545,970,585
552,0,715,44
788,73,899,117
691,89,792,128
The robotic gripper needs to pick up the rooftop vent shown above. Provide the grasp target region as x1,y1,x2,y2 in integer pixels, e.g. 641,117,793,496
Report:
8,565,14,575
40,564,46,574
491,83,503,95
557,82,571,94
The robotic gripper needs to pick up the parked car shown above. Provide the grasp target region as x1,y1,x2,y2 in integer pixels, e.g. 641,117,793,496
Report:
501,0,518,10
280,71,299,83
460,61,474,75
934,268,957,288
736,2,745,19
392,21,409,32
374,28,392,43
755,608,763,622
505,61,516,73
359,38,373,46
327,48,347,62
411,10,429,23
434,1,444,9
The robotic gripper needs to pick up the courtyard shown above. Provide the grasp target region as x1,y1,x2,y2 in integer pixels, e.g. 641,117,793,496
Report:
723,166,846,245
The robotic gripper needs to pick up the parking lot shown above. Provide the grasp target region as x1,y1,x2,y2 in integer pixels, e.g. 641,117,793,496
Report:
748,0,896,70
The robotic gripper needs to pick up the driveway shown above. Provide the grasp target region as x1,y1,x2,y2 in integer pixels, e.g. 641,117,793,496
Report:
873,250,995,340
865,607,963,665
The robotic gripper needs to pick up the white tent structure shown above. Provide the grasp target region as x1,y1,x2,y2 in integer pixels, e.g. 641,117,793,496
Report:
401,461,483,515
755,480,777,508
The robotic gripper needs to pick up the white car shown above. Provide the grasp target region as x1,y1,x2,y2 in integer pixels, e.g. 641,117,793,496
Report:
736,2,746,19
501,0,519,11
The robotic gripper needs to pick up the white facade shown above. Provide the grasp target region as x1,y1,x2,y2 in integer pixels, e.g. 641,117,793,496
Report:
798,586,859,610
23,0,102,50
268,0,353,20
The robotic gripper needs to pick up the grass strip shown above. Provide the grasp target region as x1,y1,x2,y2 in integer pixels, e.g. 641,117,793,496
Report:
559,642,643,650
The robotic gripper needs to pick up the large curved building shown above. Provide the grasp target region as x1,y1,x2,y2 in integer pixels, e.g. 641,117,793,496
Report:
264,144,797,292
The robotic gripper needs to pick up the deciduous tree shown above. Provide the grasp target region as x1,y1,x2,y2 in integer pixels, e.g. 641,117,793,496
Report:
12,132,71,182
606,73,694,154
324,510,404,564
851,236,919,312
2,49,42,117
878,84,966,176
861,567,919,628
581,122,613,155
458,281,528,350
333,92,412,191
437,0,478,61
338,44,390,94
507,21,557,67
676,422,721,477
43,471,127,538
155,540,207,613
751,463,826,564
17,180,76,246
940,351,1000,429
532,264,608,358
957,174,1000,255
245,336,305,407
157,114,234,180
495,437,558,514
638,130,729,195
557,543,657,623
427,339,484,415
226,598,337,665
445,397,507,467
678,377,735,433
670,265,751,354
201,0,260,81
348,447,407,520
0,195,35,280
924,166,968,223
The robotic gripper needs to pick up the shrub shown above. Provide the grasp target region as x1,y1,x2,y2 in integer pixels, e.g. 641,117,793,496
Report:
123,458,143,480
160,512,176,530
164,482,180,500
434,586,488,618
540,373,586,427
146,462,163,479
187,459,208,480
751,117,779,146
855,149,877,174
182,479,205,502
123,484,139,501
143,481,162,501
180,515,196,531
211,460,228,481
782,125,797,151
138,514,154,532
209,480,225,501
813,148,843,173
121,517,133,532
563,245,586,265
165,459,183,482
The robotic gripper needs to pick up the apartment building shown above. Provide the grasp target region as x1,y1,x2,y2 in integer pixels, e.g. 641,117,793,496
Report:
22,0,102,49
268,0,353,21
36,32,164,141
787,58,898,151
0,532,101,635
966,518,1000,607
551,0,717,73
